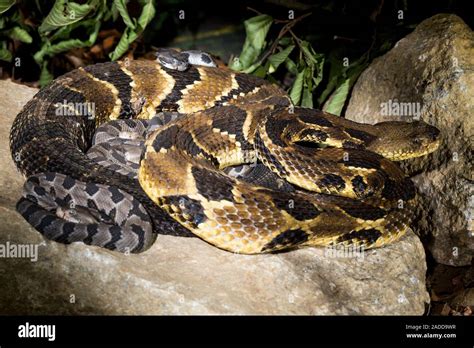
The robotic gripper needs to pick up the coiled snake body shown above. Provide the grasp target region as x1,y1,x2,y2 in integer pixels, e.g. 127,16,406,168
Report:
10,58,440,254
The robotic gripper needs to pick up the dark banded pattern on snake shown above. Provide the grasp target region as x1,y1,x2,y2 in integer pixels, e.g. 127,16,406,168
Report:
10,59,440,253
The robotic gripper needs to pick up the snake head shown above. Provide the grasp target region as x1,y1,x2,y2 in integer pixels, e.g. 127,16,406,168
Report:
368,121,441,161
155,48,189,71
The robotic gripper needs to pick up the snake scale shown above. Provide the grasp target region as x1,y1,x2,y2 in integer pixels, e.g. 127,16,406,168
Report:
9,55,440,254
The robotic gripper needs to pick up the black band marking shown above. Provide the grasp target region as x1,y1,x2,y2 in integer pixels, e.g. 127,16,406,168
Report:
192,167,235,203
351,175,370,198
151,125,179,151
299,128,329,142
103,225,123,250
262,228,309,252
297,109,333,128
211,106,248,146
336,228,382,245
345,128,377,144
339,150,382,170
337,197,386,221
84,62,135,119
318,174,346,191
381,177,416,201
158,66,201,111
84,224,99,245
165,195,207,227
254,131,289,178
265,119,290,147
269,192,322,221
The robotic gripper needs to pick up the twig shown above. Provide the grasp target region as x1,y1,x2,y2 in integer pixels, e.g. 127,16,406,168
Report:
247,7,263,16
247,7,293,23
258,12,312,64
288,30,302,45
333,35,359,43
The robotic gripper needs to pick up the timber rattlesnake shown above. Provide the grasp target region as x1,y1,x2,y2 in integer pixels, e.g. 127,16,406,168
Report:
10,50,440,254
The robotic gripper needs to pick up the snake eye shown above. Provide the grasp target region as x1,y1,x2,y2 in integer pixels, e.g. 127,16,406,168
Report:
412,138,422,145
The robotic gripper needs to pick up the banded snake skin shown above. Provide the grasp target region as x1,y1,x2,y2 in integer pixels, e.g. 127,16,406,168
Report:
9,50,440,254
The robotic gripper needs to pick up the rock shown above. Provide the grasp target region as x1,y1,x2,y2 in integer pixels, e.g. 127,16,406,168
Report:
345,14,474,266
0,78,429,314
0,81,37,209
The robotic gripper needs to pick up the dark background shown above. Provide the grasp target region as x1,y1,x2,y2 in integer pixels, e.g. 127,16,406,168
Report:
1,0,473,85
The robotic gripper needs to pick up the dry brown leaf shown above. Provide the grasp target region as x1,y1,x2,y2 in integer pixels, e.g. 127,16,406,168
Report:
103,36,116,52
440,303,452,316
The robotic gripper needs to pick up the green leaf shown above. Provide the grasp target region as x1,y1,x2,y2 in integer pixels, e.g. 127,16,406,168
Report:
39,0,94,33
34,19,101,64
379,41,392,52
323,78,350,115
109,0,155,61
113,0,136,29
301,87,313,108
300,41,318,67
278,37,292,46
298,40,324,91
137,0,155,31
109,27,137,60
253,65,268,78
0,0,15,14
48,1,104,41
284,58,297,75
49,18,93,41
110,2,119,21
34,39,81,63
322,56,368,115
104,0,118,21
313,56,324,89
39,62,54,86
7,27,33,43
289,69,305,105
317,55,344,106
241,61,262,74
229,14,272,71
268,45,294,74
0,46,12,62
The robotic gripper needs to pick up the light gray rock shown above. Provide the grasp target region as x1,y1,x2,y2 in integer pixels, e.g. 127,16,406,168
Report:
0,79,429,315
345,14,474,267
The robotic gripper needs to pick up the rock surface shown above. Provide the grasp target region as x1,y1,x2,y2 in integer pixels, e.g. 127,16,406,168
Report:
0,79,430,315
345,14,474,267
